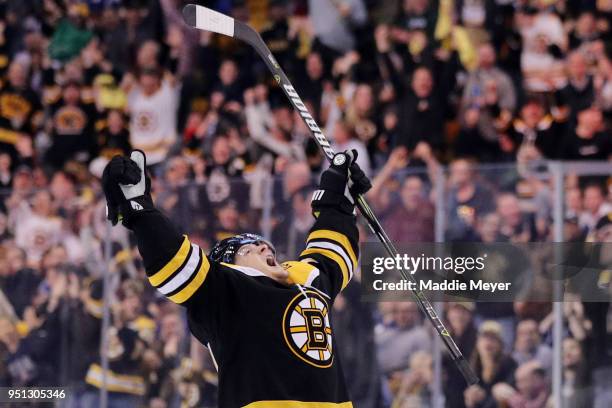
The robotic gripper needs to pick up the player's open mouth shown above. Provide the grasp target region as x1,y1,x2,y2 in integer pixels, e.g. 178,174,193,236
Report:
266,255,276,267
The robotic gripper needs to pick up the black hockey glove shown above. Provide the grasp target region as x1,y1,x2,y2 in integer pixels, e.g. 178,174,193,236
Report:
313,149,371,215
348,153,372,197
102,150,153,228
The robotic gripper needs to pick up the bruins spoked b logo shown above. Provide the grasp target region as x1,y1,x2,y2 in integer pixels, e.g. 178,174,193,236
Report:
282,290,333,368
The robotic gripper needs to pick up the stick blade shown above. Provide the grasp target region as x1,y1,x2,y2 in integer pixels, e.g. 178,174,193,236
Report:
182,4,235,37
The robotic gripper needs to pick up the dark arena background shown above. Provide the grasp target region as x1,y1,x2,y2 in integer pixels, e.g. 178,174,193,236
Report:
0,0,611,407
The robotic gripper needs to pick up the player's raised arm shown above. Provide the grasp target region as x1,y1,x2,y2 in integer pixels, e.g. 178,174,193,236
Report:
101,150,209,306
298,150,371,298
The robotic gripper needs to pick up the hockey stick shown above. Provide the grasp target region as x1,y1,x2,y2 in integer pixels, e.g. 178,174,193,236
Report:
183,4,479,386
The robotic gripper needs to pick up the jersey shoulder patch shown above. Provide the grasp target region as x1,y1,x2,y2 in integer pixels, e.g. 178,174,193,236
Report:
282,261,320,287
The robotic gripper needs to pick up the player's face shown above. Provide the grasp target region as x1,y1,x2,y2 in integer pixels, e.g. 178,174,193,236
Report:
234,242,288,282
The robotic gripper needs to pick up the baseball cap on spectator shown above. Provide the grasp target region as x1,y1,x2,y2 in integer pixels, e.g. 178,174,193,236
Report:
478,320,504,342
449,301,476,312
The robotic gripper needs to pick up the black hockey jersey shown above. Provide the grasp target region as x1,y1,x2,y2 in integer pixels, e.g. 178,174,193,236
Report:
84,326,146,396
136,204,358,408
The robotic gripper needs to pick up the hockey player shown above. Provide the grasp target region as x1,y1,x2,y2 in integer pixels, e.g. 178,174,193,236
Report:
102,149,371,408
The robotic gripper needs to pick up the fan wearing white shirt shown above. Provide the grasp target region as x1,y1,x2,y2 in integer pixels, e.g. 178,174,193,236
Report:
127,68,180,167
13,190,62,265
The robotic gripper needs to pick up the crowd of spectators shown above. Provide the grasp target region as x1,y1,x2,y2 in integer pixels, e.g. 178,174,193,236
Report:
0,0,611,407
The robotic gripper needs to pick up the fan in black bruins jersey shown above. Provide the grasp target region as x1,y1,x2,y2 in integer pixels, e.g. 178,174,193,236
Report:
102,148,371,408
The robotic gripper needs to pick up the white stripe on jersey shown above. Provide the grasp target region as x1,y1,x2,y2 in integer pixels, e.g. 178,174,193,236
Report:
158,244,201,295
306,241,354,279
312,190,325,201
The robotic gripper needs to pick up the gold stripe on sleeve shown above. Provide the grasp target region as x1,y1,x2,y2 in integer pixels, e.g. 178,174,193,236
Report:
167,251,210,304
148,236,191,287
300,248,349,290
306,230,357,270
